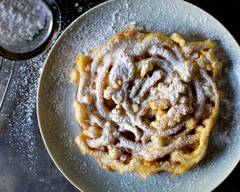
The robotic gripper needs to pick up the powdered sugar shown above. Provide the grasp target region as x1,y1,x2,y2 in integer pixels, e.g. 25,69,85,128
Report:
0,56,45,178
0,0,47,46
74,2,83,13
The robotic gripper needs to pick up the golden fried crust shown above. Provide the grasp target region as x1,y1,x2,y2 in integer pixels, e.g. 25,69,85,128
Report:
72,26,221,178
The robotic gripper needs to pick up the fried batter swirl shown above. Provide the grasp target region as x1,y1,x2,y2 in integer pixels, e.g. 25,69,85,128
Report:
71,25,221,178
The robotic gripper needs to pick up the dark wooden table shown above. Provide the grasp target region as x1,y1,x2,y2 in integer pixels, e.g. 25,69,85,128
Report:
0,0,238,191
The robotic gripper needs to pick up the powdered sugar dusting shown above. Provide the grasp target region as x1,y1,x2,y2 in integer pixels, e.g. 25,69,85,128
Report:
0,56,45,178
37,0,240,191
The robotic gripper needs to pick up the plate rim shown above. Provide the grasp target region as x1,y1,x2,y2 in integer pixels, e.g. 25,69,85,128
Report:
37,1,116,191
37,0,240,191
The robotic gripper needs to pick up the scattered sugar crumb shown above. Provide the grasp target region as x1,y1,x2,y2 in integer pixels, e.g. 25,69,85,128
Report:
74,2,79,7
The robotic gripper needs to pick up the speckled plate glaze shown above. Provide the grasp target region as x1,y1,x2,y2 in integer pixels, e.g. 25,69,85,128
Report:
37,0,240,191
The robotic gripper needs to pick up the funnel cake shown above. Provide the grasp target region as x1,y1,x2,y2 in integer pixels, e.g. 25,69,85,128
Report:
71,25,221,178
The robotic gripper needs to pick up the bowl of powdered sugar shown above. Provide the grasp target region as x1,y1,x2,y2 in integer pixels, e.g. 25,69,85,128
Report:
0,0,59,59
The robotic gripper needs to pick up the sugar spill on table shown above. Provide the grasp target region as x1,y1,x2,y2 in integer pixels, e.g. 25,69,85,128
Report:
0,53,77,192
1,56,46,177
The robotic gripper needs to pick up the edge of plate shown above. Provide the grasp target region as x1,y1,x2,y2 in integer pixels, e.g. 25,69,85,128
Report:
37,0,115,191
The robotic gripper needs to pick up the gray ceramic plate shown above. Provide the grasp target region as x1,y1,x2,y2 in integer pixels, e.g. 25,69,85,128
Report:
37,0,240,191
